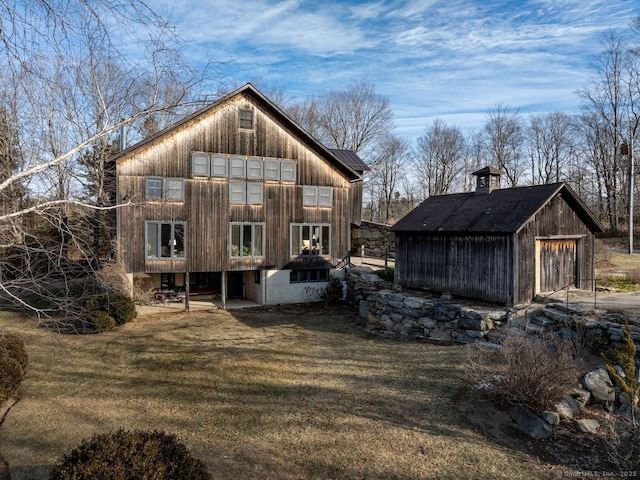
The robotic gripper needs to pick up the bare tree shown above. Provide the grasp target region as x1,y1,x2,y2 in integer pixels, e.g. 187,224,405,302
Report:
368,134,409,222
0,1,209,323
481,103,525,187
414,118,466,197
526,112,576,185
287,81,395,222
577,30,640,232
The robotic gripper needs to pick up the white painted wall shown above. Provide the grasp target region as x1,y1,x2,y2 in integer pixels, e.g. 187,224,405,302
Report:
263,269,344,305
243,270,264,304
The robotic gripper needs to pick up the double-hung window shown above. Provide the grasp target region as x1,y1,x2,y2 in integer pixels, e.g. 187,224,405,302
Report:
302,186,333,207
230,223,264,258
229,156,246,178
239,108,254,129
145,177,184,202
264,158,280,181
230,182,263,204
281,160,296,183
146,222,185,259
192,153,210,177
290,224,330,256
146,177,163,200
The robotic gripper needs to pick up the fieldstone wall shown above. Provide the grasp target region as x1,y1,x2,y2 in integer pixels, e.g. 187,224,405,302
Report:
348,267,640,353
351,221,394,258
361,289,508,343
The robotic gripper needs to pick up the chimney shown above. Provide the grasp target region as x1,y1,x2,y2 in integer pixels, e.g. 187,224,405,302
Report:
472,166,505,195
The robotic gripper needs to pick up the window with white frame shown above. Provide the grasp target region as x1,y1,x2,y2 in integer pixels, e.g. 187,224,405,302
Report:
264,158,280,181
302,186,318,206
229,182,246,204
302,185,333,207
229,155,246,178
290,224,330,256
247,157,263,179
165,178,184,201
145,177,184,202
146,222,185,259
318,186,333,207
211,154,228,177
281,159,296,183
230,223,264,258
146,177,163,199
191,153,210,177
247,182,264,204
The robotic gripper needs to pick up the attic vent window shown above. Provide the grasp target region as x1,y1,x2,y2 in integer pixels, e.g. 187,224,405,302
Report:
239,108,254,129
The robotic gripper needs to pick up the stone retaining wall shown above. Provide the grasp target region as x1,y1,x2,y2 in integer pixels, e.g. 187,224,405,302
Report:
348,267,640,353
351,221,394,258
361,289,508,343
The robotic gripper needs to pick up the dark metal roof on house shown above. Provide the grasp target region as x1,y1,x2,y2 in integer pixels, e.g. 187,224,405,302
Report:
329,149,370,171
391,182,605,234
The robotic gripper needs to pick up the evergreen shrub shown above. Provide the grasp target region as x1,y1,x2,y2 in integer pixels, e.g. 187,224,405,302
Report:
49,429,211,480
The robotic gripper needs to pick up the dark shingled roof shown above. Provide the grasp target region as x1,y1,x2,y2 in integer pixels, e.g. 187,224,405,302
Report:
329,149,370,171
392,182,605,234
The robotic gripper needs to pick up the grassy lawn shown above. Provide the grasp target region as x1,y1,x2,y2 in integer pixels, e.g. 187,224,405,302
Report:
0,306,541,480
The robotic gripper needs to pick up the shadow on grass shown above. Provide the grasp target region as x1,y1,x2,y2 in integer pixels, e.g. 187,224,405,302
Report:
0,306,541,480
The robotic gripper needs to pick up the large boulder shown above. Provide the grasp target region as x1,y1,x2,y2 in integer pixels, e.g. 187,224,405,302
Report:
510,405,553,439
555,395,583,420
582,368,615,404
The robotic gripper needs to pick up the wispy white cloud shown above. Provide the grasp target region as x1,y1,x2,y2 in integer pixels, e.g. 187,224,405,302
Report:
154,0,640,138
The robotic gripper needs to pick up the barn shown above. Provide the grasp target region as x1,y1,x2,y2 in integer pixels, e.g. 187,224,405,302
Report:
391,167,605,306
113,83,365,306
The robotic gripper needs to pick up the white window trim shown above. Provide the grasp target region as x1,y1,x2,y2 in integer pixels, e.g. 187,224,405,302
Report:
290,223,331,257
247,157,263,180
211,154,229,177
318,186,333,207
191,152,210,177
229,155,246,178
145,177,163,200
229,222,265,258
145,221,186,259
229,181,246,204
264,158,280,181
165,178,185,201
302,186,318,206
281,159,297,183
247,182,264,205
146,177,184,202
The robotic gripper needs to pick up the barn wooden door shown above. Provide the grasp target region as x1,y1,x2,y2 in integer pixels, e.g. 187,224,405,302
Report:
538,239,577,292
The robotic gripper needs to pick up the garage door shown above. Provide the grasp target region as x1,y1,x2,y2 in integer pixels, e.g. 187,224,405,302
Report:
539,239,577,292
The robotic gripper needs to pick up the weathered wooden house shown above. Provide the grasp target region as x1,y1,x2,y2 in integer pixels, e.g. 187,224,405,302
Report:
114,84,365,305
391,167,605,306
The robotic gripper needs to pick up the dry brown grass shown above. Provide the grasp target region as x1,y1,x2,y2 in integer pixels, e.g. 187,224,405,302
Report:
0,307,542,480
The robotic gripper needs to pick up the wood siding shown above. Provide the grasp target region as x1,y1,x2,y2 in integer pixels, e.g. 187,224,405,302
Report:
514,192,595,304
116,92,359,275
395,190,597,306
394,234,513,304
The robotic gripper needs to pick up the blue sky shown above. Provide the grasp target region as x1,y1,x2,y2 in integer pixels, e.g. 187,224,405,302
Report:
155,0,639,140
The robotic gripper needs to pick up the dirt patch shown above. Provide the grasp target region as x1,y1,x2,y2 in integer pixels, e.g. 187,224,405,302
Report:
458,389,622,479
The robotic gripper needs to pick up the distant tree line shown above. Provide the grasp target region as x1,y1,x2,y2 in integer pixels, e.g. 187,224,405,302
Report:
282,18,640,230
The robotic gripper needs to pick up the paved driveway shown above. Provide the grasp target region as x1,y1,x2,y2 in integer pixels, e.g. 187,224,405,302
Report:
544,289,640,315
